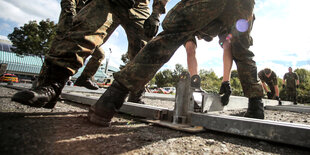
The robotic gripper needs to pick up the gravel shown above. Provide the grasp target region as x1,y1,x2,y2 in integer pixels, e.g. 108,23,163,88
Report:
0,85,309,154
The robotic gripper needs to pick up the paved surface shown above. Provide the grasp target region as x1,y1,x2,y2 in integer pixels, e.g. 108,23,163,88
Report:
1,83,310,154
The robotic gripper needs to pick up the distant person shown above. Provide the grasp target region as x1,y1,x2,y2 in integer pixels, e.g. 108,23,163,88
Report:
258,68,281,105
283,67,299,104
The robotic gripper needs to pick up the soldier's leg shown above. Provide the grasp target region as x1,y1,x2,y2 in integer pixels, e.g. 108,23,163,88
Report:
89,0,226,126
121,10,151,104
12,0,120,108
292,88,297,104
230,16,264,119
75,46,105,90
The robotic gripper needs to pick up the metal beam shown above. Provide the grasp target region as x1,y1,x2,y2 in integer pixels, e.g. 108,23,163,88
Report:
61,93,171,120
190,112,310,148
265,105,310,113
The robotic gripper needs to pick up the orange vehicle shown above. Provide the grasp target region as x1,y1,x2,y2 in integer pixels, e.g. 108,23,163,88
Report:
0,73,19,83
97,78,114,88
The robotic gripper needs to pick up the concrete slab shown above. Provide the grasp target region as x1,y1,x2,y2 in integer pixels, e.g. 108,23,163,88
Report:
265,105,310,113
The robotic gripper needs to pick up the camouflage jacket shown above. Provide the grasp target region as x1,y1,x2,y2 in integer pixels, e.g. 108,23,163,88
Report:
258,70,277,86
283,72,299,88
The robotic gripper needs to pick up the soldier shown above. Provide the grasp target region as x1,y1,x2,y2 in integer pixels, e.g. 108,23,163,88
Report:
258,68,281,104
11,0,167,108
57,0,103,90
88,0,265,127
283,67,299,104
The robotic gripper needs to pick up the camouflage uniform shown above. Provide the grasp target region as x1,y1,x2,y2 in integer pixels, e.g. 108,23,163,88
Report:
45,0,166,74
12,0,168,109
57,0,105,82
115,0,263,99
283,72,299,102
258,69,277,97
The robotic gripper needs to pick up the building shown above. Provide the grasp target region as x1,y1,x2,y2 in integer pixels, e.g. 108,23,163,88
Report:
0,38,119,82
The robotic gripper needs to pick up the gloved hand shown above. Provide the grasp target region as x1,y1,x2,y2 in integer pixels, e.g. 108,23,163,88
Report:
282,84,285,89
110,0,135,9
219,81,232,106
267,91,273,99
144,13,160,38
296,85,299,88
275,96,282,105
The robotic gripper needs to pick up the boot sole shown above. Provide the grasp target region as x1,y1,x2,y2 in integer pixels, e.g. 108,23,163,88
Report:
88,108,111,127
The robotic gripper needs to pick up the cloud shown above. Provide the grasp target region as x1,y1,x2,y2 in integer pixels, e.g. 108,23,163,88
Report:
0,0,60,26
0,23,10,32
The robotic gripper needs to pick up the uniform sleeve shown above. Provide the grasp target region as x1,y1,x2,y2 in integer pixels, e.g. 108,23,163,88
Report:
283,73,287,80
258,71,265,82
271,72,278,85
152,0,169,14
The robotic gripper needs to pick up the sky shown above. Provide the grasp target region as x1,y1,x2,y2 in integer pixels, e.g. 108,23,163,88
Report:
0,0,310,78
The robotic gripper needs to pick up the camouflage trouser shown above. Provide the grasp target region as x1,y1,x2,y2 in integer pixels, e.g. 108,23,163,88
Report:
80,46,105,78
286,87,297,102
115,0,263,98
45,0,150,75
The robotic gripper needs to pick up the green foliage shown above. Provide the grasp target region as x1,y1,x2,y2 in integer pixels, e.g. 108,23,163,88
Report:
229,70,243,96
171,63,186,86
155,69,174,87
295,68,310,103
8,19,57,62
154,63,186,87
199,69,221,93
119,53,129,70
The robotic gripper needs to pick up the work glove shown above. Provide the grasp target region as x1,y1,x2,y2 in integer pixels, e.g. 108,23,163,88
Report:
144,13,160,38
110,0,135,9
282,84,285,89
267,91,273,99
275,96,282,105
219,81,232,106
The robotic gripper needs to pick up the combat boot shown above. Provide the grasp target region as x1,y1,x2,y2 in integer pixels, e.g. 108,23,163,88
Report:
127,89,145,104
244,97,264,119
219,81,232,106
75,76,99,90
12,64,70,108
88,80,129,127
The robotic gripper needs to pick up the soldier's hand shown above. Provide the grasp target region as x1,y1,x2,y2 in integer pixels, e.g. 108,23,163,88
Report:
219,81,232,106
110,0,135,9
144,13,160,38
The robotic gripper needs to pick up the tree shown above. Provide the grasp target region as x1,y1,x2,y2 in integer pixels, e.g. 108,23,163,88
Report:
8,19,57,63
230,70,243,96
155,69,173,87
295,68,310,103
171,63,186,86
199,69,221,93
119,53,129,70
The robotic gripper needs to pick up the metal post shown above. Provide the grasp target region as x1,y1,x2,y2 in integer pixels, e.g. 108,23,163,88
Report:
104,48,112,74
173,72,193,124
